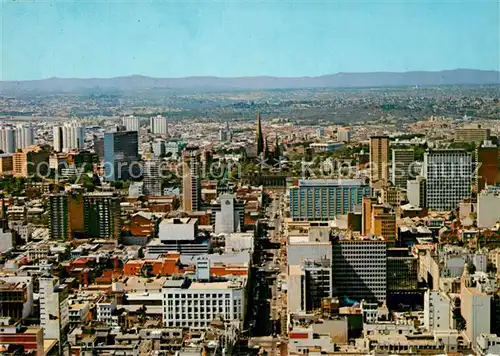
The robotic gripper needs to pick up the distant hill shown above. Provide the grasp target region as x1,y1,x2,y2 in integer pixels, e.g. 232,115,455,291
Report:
1,69,499,94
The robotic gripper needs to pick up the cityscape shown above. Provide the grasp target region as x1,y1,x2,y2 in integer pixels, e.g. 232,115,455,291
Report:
1,1,500,356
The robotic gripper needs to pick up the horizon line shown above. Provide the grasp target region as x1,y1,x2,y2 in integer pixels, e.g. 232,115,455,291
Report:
3,68,500,82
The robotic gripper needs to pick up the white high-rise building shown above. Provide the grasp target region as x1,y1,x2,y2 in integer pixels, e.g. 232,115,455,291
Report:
122,115,140,132
39,276,69,344
337,127,352,142
0,127,16,153
424,149,472,211
150,115,168,135
53,122,85,152
15,124,34,150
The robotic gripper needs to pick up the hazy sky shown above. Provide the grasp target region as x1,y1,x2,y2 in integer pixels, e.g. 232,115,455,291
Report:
2,0,499,80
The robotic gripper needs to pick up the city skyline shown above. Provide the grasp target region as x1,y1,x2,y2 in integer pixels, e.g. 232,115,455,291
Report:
2,1,499,81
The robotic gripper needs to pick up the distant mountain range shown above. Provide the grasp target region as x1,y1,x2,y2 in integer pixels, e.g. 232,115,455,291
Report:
1,69,499,94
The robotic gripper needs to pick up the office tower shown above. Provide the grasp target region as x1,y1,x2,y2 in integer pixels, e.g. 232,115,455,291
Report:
0,128,16,154
39,276,69,349
407,177,427,208
369,136,390,186
386,248,418,293
152,139,166,157
289,179,372,221
182,147,201,212
475,140,499,192
219,128,228,142
104,131,139,181
122,115,140,132
93,136,104,159
316,126,325,138
0,154,13,175
256,112,264,156
15,125,34,150
0,276,33,321
337,127,352,142
143,159,162,196
301,259,332,312
362,197,397,240
150,115,168,135
48,193,84,240
53,122,85,152
332,237,387,303
392,148,415,188
12,146,50,178
424,149,472,211
455,124,491,143
380,185,403,206
83,192,121,239
213,193,245,234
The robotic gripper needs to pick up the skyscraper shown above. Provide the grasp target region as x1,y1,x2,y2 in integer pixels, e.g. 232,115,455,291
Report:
104,131,139,181
143,159,162,196
0,128,16,154
53,122,85,152
256,112,264,156
182,147,201,212
424,149,472,211
150,115,169,135
48,192,84,240
15,125,34,150
475,140,499,192
391,148,415,188
369,136,390,186
83,192,121,239
122,115,140,132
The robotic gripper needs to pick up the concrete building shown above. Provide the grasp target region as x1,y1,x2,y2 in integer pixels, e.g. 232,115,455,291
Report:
370,136,390,186
159,217,198,242
53,121,85,152
337,127,352,142
392,148,415,188
0,127,16,154
104,130,139,181
407,177,427,208
161,279,246,329
122,115,140,132
83,192,121,239
309,141,344,152
150,115,168,135
455,124,491,143
332,237,387,303
15,124,34,150
0,277,33,321
12,145,50,178
48,192,85,240
424,149,472,211
289,179,371,221
476,334,500,356
362,197,397,240
424,290,453,331
212,193,245,234
0,319,44,356
477,187,500,228
182,147,201,212
39,276,69,346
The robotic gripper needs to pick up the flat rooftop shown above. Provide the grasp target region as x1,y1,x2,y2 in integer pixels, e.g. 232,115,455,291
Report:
296,179,367,187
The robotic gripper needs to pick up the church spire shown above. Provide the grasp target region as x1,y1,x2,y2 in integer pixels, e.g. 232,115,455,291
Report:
256,112,264,156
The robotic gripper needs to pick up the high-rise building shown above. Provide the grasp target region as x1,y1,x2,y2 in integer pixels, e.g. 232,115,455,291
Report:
0,154,14,175
104,131,139,181
455,124,491,143
143,159,162,196
386,248,418,293
122,115,140,132
407,177,427,208
212,193,245,234
332,237,387,303
289,179,372,221
182,147,201,212
424,149,472,211
0,128,16,154
12,146,50,178
475,140,499,192
369,136,390,186
53,122,85,152
150,115,168,135
477,186,500,228
83,192,121,239
337,127,352,142
48,193,85,240
362,197,397,240
256,112,264,156
391,148,415,188
39,276,69,348
15,125,34,150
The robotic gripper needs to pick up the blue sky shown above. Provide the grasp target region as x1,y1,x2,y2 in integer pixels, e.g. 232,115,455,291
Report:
1,0,499,80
